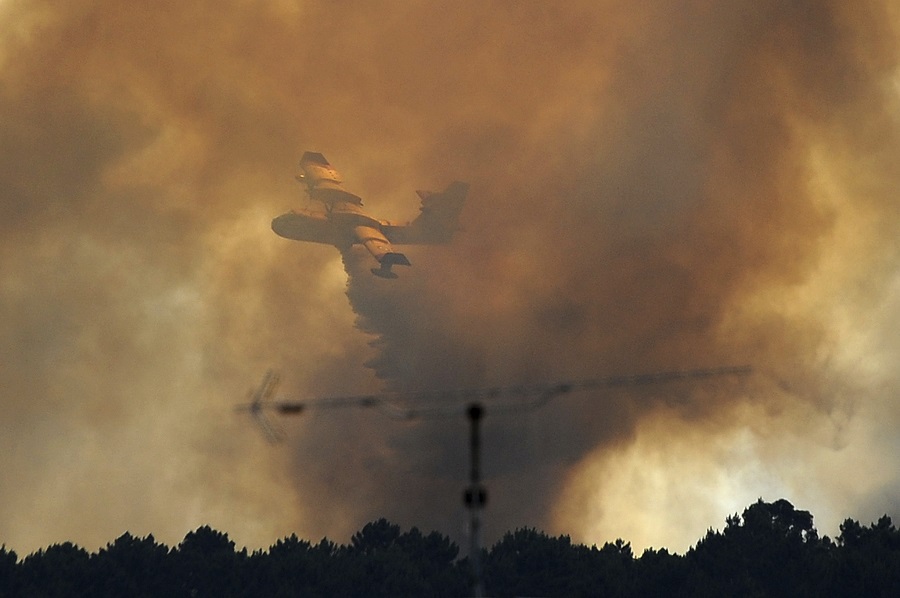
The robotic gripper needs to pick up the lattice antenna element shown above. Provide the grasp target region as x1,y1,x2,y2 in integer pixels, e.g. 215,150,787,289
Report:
237,365,752,423
235,370,289,443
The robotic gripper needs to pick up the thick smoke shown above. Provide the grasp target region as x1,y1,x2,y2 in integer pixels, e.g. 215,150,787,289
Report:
1,0,899,554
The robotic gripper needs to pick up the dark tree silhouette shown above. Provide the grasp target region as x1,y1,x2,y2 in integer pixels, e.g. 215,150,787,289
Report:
337,518,467,597
3,500,900,597
0,545,19,596
92,533,172,597
686,498,829,597
832,515,900,597
484,527,637,597
243,534,338,597
633,547,686,598
16,542,92,598
172,526,246,597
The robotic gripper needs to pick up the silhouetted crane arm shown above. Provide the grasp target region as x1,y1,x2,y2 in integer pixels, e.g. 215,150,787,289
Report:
238,365,752,433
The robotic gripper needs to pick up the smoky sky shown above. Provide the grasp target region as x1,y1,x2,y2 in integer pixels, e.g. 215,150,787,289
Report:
2,0,899,555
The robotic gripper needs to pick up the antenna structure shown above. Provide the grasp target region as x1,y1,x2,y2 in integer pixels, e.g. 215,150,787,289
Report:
239,365,752,422
237,364,751,596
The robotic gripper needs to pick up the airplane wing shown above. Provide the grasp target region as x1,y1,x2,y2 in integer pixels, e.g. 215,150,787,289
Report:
383,181,468,244
353,225,411,279
297,152,363,205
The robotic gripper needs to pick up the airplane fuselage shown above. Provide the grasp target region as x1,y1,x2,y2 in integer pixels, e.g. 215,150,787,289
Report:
272,202,385,248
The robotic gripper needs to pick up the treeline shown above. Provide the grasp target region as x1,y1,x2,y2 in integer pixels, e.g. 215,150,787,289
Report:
1,499,899,597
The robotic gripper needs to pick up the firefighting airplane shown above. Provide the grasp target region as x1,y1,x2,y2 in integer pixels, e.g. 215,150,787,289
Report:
272,152,468,278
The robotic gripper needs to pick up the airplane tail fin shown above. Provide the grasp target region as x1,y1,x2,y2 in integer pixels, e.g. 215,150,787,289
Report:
410,181,469,243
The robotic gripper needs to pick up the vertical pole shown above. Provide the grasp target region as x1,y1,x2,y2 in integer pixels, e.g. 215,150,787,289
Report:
465,403,486,597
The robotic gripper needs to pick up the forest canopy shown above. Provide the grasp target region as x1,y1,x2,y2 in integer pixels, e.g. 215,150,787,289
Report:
1,499,898,597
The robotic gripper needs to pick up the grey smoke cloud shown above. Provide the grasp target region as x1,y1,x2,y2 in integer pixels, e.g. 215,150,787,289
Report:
1,0,899,554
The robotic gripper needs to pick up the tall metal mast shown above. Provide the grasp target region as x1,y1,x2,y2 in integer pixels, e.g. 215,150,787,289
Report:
464,403,487,597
